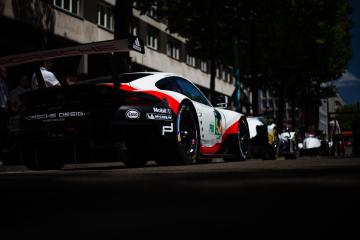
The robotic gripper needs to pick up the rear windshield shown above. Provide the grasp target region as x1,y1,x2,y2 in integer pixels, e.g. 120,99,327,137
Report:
77,73,152,85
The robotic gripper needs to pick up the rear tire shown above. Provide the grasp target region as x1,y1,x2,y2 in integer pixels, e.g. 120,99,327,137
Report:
156,102,199,165
236,117,249,161
225,117,249,161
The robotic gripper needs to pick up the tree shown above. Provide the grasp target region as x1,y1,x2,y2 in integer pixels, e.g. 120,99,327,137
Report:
153,0,240,104
115,0,352,133
336,103,360,131
243,0,353,131
113,0,133,76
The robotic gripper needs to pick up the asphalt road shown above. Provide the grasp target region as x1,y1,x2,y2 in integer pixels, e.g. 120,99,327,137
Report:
1,157,360,239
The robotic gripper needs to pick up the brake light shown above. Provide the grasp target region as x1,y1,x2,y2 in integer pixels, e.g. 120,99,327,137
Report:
123,97,152,106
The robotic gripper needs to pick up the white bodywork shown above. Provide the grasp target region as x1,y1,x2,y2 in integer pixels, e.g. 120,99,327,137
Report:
246,117,264,139
279,131,296,141
302,135,321,149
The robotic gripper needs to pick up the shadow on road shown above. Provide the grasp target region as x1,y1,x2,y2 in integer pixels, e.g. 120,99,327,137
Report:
0,158,360,239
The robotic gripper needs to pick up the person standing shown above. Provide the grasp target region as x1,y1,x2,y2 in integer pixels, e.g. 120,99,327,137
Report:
9,75,30,112
329,117,342,156
31,60,61,89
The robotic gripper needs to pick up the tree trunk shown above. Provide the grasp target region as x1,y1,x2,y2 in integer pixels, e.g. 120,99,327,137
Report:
209,49,216,105
315,80,320,132
113,0,132,75
277,83,285,132
291,97,295,130
251,85,258,115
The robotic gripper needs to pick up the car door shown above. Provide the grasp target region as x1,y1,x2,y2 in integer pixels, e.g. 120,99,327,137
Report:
174,77,222,151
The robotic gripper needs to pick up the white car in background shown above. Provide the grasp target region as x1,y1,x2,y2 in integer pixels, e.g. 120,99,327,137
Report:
299,134,322,156
246,116,279,159
279,129,299,159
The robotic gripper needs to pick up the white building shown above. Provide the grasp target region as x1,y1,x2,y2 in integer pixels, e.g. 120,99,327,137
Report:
0,0,238,99
318,93,345,136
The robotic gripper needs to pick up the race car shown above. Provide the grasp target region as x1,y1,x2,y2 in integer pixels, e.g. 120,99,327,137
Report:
278,128,299,159
15,72,250,169
298,133,322,156
247,116,279,159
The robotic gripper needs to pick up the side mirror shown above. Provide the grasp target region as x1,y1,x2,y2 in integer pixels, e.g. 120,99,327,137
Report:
215,95,228,108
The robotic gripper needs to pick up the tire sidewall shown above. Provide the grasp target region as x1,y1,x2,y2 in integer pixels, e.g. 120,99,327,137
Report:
175,102,200,164
237,117,249,161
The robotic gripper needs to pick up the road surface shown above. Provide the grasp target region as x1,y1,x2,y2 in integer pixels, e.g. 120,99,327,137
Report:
1,156,360,239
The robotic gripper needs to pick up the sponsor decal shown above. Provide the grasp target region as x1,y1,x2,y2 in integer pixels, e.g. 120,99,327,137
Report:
209,110,224,139
210,123,215,134
162,123,173,136
125,109,140,119
25,111,89,121
146,113,172,121
153,107,172,114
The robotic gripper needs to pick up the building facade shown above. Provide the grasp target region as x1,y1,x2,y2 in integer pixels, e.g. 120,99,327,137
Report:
257,89,292,126
319,93,345,136
0,0,239,100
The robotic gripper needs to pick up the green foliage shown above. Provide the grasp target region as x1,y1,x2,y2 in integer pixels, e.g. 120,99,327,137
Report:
336,103,360,131
134,0,353,123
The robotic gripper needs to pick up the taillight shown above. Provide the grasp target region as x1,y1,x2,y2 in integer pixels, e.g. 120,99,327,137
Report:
123,97,153,106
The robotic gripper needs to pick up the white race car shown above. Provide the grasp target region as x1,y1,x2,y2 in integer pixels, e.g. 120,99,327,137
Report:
298,134,322,156
279,129,299,159
16,72,250,169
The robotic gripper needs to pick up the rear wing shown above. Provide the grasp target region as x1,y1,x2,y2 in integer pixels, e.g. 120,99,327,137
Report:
0,36,145,67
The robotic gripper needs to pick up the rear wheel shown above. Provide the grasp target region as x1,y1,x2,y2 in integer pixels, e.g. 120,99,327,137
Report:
236,118,249,161
225,118,249,161
156,102,199,165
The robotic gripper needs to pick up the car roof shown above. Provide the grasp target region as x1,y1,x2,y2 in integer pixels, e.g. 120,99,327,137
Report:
78,72,182,85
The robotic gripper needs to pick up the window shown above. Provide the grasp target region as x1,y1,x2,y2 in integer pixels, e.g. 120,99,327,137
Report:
147,27,159,50
53,0,80,15
130,21,138,36
224,68,230,82
216,67,221,79
167,41,181,60
133,1,139,9
97,3,113,31
200,60,208,73
269,100,274,108
186,55,196,67
147,3,158,20
262,99,268,108
175,78,211,106
259,90,264,99
156,77,211,106
222,69,226,81
155,77,182,93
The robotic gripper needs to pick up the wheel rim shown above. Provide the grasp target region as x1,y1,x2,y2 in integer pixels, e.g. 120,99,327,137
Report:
177,105,198,161
238,119,248,159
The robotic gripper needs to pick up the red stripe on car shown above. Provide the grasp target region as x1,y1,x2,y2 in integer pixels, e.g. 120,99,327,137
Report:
119,84,180,114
